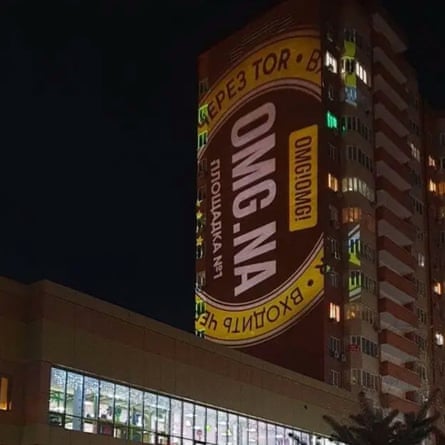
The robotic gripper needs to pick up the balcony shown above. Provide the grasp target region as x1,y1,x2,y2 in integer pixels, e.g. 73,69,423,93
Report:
375,119,410,163
379,267,416,305
372,13,407,54
379,298,417,333
375,148,411,191
374,93,409,138
380,329,419,361
377,207,415,247
376,177,412,219
381,361,421,391
381,393,419,414
378,236,416,275
373,62,408,110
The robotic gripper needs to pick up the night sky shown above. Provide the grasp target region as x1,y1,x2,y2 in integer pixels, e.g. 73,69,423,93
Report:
1,0,444,333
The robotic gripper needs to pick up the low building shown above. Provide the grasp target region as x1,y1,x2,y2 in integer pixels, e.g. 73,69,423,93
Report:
0,277,356,445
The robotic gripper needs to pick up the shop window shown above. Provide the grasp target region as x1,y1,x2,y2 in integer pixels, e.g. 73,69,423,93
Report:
157,395,170,434
206,408,217,443
65,371,83,431
170,399,182,437
217,410,228,445
83,376,98,433
0,376,11,411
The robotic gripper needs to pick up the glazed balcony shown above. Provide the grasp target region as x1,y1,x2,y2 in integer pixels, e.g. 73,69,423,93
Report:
379,267,416,305
376,177,412,219
372,15,407,54
381,361,421,391
381,393,419,414
380,329,419,361
375,148,411,191
376,207,415,247
378,236,416,275
374,91,409,138
379,298,417,333
375,119,410,163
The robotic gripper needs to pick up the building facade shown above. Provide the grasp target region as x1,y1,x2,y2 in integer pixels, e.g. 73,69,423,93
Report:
0,277,356,445
195,0,445,422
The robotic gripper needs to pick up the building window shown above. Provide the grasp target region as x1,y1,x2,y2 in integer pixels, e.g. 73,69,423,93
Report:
326,111,338,129
329,303,341,322
345,146,374,172
328,144,338,161
433,281,443,295
344,87,357,105
198,78,209,97
417,253,425,267
328,173,339,191
351,369,379,391
440,132,445,146
330,370,340,387
355,60,369,85
0,376,10,411
325,51,338,73
429,180,437,193
329,271,339,287
341,177,375,202
438,182,445,196
411,197,423,215
196,271,206,289
428,156,437,168
197,159,207,177
49,367,330,442
329,204,339,227
198,104,209,126
435,333,444,346
342,207,361,224
326,236,341,259
196,242,205,259
197,131,208,150
328,336,341,356
340,116,370,141
416,308,427,325
409,142,421,161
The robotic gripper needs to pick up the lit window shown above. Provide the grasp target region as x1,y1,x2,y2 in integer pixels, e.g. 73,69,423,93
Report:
197,131,208,150
355,60,369,85
409,142,420,161
435,333,444,346
325,51,338,73
0,376,10,411
342,207,361,224
429,180,437,193
433,282,443,295
438,182,445,196
417,253,425,268
198,104,209,125
329,303,341,322
428,155,437,168
341,177,375,201
328,173,339,191
326,111,338,129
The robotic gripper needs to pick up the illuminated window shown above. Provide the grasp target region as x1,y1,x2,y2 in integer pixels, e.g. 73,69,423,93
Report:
428,155,437,168
329,303,341,322
342,207,361,224
198,104,209,125
409,142,421,161
355,60,368,85
429,180,437,193
325,51,338,73
196,272,206,290
344,87,357,104
197,131,208,150
326,111,338,129
435,333,444,346
433,282,443,295
417,253,425,267
341,58,355,74
438,182,445,196
341,177,375,201
328,173,339,191
0,376,10,411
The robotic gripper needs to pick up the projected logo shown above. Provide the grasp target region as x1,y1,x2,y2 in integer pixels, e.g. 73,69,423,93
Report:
196,30,324,346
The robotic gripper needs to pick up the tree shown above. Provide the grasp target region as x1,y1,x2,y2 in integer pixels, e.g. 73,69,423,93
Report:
323,389,444,445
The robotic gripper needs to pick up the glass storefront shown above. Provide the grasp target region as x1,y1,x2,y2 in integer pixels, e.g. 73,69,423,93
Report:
49,367,340,445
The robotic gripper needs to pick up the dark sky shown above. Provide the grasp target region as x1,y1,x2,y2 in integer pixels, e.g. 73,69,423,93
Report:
1,0,444,332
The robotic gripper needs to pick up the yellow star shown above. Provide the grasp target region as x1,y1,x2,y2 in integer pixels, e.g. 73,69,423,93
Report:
196,236,204,246
196,210,203,220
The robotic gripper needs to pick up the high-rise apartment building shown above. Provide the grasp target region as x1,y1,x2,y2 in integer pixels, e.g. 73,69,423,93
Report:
195,0,445,422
